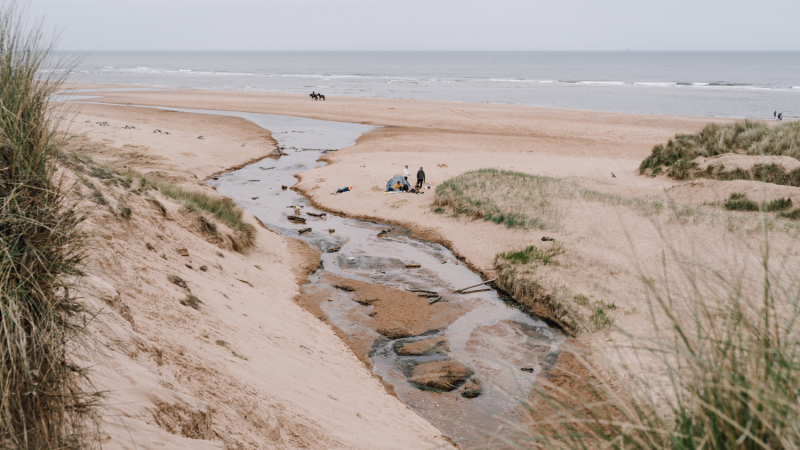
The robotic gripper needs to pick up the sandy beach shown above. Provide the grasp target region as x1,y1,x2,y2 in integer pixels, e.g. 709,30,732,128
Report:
59,86,800,448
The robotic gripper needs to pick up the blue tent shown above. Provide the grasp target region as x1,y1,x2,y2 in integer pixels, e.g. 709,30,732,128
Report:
386,175,410,192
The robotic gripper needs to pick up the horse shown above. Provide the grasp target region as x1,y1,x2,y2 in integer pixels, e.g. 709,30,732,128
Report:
309,92,318,101
318,94,325,101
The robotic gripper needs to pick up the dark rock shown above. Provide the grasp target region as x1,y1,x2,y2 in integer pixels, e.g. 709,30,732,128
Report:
287,215,306,224
396,337,449,356
410,360,473,391
521,367,535,373
327,246,341,253
377,327,414,340
460,378,483,398
176,248,190,257
298,228,311,234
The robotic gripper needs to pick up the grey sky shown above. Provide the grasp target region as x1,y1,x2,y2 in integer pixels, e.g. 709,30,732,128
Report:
30,0,800,51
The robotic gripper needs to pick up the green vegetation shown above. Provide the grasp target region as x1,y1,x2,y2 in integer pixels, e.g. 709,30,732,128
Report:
724,193,792,212
497,243,565,266
589,300,617,329
712,163,800,187
0,4,96,447
152,180,256,251
640,120,800,173
779,208,800,220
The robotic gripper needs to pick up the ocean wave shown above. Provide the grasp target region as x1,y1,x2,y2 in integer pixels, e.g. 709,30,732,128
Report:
490,78,554,84
577,81,626,85
634,82,677,87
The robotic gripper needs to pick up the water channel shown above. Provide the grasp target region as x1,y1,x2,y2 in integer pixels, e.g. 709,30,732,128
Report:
109,105,567,446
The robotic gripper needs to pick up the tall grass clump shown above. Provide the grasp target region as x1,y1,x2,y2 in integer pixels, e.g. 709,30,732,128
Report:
640,120,800,177
0,2,94,448
152,181,256,251
495,235,800,450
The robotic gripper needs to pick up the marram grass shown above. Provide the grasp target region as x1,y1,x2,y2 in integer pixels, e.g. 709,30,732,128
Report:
0,2,96,448
482,232,800,450
640,120,800,182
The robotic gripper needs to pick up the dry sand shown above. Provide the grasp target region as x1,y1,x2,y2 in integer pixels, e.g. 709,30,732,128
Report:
61,86,800,446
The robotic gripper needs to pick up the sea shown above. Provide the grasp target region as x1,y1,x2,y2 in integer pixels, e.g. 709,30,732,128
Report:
61,51,800,120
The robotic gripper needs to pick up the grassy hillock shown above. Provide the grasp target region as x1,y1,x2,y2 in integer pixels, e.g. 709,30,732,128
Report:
639,120,800,183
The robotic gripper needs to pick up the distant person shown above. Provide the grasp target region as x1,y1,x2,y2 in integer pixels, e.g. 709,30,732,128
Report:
779,112,783,121
416,167,425,190
333,186,353,195
774,111,777,120
404,165,409,181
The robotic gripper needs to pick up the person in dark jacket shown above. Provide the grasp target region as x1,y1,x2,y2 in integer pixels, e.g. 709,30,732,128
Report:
416,167,425,190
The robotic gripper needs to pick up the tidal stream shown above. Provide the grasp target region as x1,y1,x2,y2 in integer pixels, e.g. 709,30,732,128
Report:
131,106,566,446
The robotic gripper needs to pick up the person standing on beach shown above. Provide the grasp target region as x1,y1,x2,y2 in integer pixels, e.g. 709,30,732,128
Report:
404,165,409,181
416,167,425,190
779,112,783,121
775,111,777,120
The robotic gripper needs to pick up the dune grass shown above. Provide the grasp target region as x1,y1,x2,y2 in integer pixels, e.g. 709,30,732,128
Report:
0,3,96,447
493,232,800,450
434,169,565,230
724,193,792,212
434,169,663,231
152,181,256,252
639,120,800,183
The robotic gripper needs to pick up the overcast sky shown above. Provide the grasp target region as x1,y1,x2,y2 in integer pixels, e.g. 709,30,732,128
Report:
29,0,800,51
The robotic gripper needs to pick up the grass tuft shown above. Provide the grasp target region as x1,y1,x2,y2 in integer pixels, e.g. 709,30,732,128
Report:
498,243,565,266
724,193,792,212
180,294,201,310
151,181,256,251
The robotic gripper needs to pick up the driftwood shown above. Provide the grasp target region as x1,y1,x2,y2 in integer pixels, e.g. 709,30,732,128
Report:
459,288,493,295
327,246,341,253
428,296,443,305
298,228,312,234
405,263,421,269
307,212,326,217
287,215,306,224
454,278,497,294
407,288,437,294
